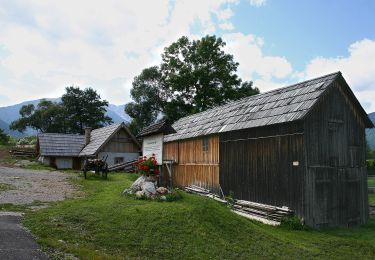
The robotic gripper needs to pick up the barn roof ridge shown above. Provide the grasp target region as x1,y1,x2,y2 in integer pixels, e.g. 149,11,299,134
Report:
163,72,365,143
178,71,341,123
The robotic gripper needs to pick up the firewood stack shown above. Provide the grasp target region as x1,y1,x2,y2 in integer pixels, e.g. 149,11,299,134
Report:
9,149,37,158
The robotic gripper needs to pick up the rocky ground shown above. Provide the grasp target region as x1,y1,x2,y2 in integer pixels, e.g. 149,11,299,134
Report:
0,166,77,206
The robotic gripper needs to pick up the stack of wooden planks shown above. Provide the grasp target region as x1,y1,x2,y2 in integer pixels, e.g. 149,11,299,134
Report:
232,200,293,224
108,159,137,172
9,149,37,158
184,185,227,203
184,184,294,225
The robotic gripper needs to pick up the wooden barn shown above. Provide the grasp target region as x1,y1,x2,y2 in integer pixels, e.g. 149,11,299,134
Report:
161,72,373,227
37,123,140,169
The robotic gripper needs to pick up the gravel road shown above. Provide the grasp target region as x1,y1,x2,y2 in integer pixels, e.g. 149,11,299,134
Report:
0,166,76,205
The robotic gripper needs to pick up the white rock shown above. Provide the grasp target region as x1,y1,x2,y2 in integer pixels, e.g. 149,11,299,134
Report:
142,181,157,197
135,190,145,198
156,187,168,195
130,175,147,192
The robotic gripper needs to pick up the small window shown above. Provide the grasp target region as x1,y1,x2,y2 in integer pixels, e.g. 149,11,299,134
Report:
202,137,209,152
114,157,124,164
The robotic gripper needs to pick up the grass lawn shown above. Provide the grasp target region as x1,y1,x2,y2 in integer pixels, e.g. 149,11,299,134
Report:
369,177,375,187
23,173,375,259
370,193,375,205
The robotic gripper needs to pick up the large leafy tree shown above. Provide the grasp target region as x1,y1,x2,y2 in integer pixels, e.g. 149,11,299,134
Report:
10,87,112,134
10,100,66,133
126,35,259,134
62,87,112,133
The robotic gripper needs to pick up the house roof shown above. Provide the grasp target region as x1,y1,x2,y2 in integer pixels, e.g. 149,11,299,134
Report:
79,123,140,157
38,133,85,157
164,72,373,143
138,120,176,138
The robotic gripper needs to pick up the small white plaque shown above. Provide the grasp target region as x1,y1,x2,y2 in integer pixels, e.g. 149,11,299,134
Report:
142,133,163,165
293,161,299,166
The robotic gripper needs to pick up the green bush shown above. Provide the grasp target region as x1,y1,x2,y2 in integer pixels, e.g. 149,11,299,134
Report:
164,189,183,202
16,136,37,146
0,129,10,145
280,216,308,231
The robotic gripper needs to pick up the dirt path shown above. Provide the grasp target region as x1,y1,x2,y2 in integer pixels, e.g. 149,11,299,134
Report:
0,166,76,205
0,166,78,259
0,212,48,260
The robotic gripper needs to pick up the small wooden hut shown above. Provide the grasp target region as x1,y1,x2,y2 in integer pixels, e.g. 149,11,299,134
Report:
38,123,140,169
161,72,373,227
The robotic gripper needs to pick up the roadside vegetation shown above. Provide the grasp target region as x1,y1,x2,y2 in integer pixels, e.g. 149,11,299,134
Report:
23,173,375,259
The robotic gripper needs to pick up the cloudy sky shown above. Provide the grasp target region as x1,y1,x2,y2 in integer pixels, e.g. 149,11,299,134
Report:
0,0,375,112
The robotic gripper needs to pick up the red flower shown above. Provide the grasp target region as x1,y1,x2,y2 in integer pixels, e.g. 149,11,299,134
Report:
154,169,159,174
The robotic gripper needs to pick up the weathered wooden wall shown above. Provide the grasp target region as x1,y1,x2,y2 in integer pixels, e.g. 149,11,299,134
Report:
219,122,305,215
163,135,219,191
304,81,368,227
100,129,139,153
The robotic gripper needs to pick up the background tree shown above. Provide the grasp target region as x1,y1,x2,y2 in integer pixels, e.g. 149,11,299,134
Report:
125,67,165,134
0,128,10,145
10,87,112,134
62,87,112,133
10,100,66,133
126,35,259,134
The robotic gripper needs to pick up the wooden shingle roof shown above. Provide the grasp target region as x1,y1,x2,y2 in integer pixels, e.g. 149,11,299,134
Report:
79,123,140,156
164,72,371,142
138,120,176,138
38,133,85,157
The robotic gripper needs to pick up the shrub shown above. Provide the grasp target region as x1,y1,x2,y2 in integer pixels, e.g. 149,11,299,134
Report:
164,189,183,202
0,129,10,145
280,216,308,231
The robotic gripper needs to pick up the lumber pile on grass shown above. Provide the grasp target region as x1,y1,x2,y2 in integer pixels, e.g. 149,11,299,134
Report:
232,200,293,223
184,185,227,203
108,159,137,172
9,149,37,158
184,185,294,225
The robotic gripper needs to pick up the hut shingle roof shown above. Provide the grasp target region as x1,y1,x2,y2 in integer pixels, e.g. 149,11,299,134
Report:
79,123,140,156
138,120,176,138
38,133,85,156
164,72,370,142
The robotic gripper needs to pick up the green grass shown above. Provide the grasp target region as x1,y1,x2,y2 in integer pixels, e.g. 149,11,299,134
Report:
21,162,56,171
23,173,375,259
0,183,15,192
370,193,375,205
369,177,375,187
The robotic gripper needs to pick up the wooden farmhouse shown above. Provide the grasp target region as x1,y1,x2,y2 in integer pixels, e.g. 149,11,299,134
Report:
37,123,140,169
157,72,373,227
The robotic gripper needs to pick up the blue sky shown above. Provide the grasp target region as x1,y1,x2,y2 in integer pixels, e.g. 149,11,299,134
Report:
231,1,375,69
0,0,374,112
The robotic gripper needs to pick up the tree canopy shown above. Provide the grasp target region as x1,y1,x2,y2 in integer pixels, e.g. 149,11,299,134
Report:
0,128,10,145
10,87,112,134
126,35,259,135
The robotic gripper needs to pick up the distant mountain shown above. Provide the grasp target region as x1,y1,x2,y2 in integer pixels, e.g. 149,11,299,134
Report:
367,112,375,149
0,118,25,137
0,99,130,137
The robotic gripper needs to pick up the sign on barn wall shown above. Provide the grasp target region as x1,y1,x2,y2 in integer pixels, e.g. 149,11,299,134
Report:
142,133,163,165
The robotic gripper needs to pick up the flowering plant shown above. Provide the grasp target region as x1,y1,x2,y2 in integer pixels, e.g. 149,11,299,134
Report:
135,154,159,175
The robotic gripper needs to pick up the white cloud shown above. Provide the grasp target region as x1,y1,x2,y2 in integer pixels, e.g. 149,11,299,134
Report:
223,32,293,91
302,39,375,112
248,0,266,7
219,22,235,30
0,0,238,106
